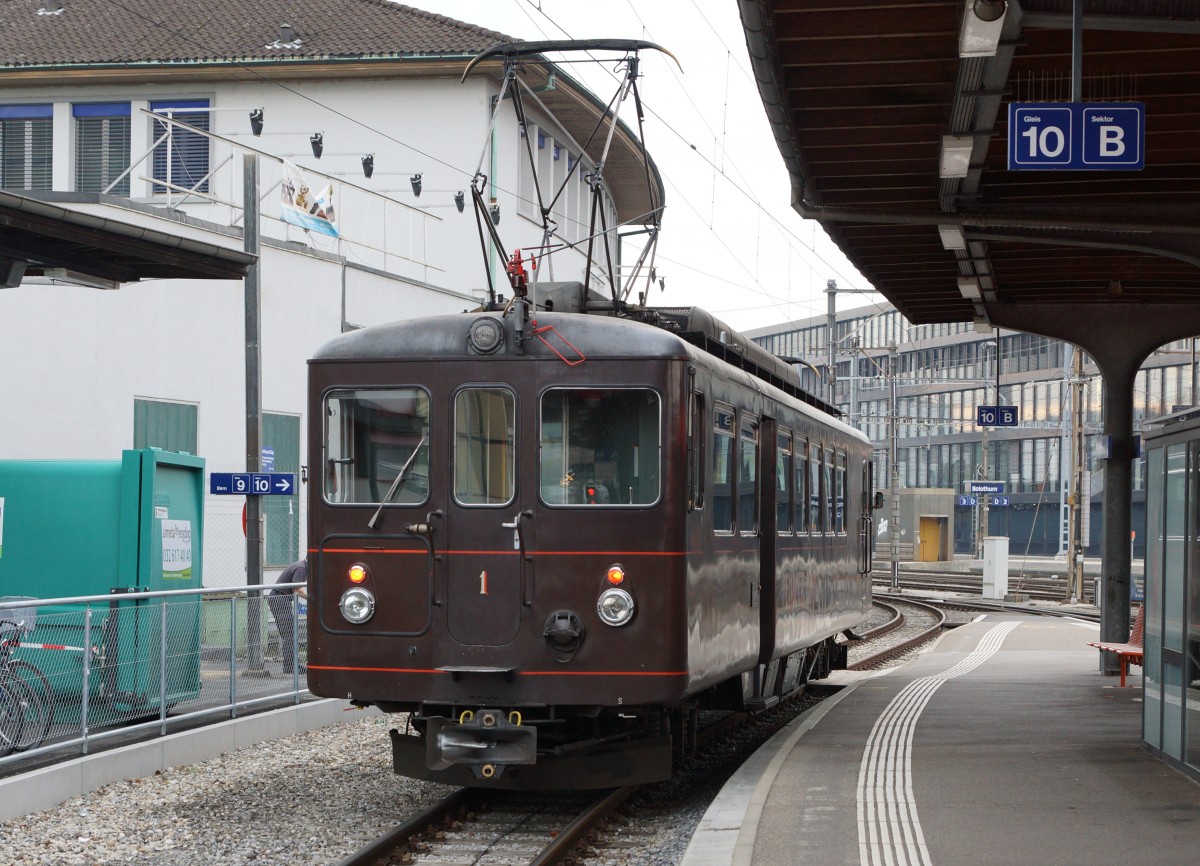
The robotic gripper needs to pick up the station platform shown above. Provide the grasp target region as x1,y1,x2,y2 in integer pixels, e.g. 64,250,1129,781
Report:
682,613,1200,866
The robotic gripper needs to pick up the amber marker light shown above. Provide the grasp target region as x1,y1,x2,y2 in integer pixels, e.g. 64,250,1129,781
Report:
606,565,625,586
349,564,368,584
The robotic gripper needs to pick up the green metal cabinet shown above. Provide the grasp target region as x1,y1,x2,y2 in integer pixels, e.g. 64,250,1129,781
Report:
0,449,204,719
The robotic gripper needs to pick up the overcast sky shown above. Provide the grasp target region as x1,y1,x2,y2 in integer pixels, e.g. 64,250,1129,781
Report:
403,0,882,332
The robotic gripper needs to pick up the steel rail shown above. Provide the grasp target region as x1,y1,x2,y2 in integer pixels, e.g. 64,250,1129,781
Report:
333,788,474,866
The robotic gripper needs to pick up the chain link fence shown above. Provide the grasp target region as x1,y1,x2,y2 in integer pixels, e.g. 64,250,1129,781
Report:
0,585,310,766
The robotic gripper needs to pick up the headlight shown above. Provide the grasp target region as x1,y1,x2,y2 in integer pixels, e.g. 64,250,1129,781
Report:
597,588,635,627
339,587,376,624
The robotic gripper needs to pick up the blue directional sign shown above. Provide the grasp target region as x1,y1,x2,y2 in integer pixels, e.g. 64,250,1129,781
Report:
958,495,977,507
1008,102,1144,171
977,405,1019,427
210,472,296,496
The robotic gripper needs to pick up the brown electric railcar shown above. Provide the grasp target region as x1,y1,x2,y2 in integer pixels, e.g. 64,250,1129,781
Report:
306,301,876,789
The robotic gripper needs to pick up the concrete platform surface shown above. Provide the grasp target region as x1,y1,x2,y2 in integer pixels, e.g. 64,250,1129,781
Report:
683,614,1200,866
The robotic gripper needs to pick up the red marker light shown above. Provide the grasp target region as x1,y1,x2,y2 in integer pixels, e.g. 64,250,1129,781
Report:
606,565,625,586
349,564,367,584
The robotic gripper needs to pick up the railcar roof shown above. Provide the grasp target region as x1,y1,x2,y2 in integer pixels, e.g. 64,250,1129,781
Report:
310,311,689,362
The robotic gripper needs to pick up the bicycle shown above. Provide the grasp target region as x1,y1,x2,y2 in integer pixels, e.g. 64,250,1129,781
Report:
0,615,53,755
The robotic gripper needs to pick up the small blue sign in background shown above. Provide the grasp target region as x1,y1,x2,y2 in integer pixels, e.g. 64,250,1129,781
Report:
210,472,296,496
977,405,1019,427
1008,101,1144,171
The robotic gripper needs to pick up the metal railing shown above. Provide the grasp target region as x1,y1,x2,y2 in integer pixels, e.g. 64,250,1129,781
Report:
0,584,309,767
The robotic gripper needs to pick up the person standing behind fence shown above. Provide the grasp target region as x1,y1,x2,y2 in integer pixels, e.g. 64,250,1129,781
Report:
268,559,308,675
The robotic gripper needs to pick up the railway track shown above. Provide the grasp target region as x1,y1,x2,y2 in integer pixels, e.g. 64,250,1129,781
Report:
848,596,946,670
335,786,636,866
871,567,1097,602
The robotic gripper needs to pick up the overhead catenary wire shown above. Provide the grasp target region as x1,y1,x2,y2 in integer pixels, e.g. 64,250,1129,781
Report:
98,0,872,322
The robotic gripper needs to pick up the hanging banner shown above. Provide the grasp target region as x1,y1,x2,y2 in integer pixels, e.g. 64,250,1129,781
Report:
280,160,338,237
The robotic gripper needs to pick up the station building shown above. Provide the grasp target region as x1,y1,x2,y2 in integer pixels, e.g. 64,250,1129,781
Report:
0,1,658,586
748,302,1200,561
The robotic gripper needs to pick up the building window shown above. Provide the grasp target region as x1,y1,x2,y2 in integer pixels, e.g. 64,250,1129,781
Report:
74,102,131,194
150,99,210,194
0,105,52,190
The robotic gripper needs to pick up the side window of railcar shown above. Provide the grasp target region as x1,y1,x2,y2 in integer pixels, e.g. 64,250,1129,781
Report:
795,439,809,534
738,415,759,535
776,430,792,534
712,405,735,532
810,443,823,532
687,391,706,511
453,387,516,506
539,388,661,506
324,388,430,505
835,450,847,533
823,447,834,534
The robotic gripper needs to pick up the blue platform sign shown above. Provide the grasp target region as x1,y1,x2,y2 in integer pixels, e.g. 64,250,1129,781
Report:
958,495,977,507
210,472,296,496
967,480,1005,495
977,405,1019,427
1008,102,1144,171
991,495,1011,507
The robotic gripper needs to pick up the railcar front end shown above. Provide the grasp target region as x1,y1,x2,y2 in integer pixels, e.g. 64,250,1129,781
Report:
306,313,695,788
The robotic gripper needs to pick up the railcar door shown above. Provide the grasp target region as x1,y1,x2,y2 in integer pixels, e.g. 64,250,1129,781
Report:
443,385,527,646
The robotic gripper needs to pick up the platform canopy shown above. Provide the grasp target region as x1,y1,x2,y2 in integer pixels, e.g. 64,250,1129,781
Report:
0,190,254,287
738,0,1200,338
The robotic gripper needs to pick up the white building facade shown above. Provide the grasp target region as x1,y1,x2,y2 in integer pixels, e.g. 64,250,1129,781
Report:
0,2,657,585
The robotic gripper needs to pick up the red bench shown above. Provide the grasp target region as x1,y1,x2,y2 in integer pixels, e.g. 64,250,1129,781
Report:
1087,606,1144,687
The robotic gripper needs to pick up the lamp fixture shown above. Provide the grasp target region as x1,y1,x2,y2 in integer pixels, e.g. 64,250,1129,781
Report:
938,225,967,250
361,154,374,179
454,191,465,213
939,135,974,178
957,277,983,301
249,108,264,137
489,203,500,225
410,174,422,197
959,0,1008,58
309,132,323,158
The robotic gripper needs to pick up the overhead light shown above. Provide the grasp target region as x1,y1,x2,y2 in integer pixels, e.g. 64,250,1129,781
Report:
361,154,374,179
454,191,465,213
960,0,1008,58
490,203,500,225
957,276,983,300
309,132,323,158
940,135,974,178
938,225,967,250
410,174,422,197
249,108,264,136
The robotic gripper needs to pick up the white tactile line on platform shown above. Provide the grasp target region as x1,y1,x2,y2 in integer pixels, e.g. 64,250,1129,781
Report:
856,620,1021,866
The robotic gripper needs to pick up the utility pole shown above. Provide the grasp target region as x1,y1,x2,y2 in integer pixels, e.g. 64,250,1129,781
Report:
826,279,837,405
243,153,266,674
1069,348,1086,601
889,343,900,589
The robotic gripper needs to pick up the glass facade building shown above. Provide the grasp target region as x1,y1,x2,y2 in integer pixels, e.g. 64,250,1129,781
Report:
748,303,1200,557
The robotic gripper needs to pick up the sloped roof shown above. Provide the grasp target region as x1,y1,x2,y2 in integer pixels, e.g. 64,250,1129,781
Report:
0,0,511,67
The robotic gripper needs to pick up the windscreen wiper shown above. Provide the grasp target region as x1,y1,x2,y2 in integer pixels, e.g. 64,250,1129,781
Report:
367,435,427,530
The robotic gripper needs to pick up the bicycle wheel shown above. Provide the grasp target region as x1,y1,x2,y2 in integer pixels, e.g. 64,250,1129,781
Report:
0,676,24,757
8,660,52,750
